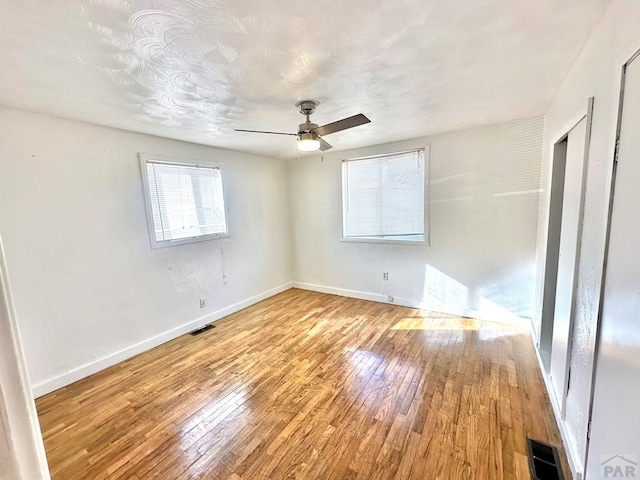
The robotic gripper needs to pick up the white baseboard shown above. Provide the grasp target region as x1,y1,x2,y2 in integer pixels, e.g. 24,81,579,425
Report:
292,281,527,326
32,281,293,398
529,331,583,480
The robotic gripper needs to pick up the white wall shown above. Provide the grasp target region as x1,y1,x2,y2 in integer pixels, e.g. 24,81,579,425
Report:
0,106,292,397
287,117,543,323
534,1,640,478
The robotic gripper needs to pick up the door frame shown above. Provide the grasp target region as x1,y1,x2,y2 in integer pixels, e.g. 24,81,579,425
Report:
539,99,594,360
559,97,594,418
0,235,51,479
544,97,594,416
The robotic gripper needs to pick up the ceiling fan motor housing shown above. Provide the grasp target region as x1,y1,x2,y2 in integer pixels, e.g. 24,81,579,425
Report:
299,122,318,134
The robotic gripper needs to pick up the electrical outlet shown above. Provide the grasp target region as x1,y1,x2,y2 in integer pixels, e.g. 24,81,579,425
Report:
383,272,389,280
388,295,394,303
199,298,206,308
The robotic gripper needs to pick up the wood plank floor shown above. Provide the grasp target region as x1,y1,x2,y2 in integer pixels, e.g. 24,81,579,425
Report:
36,289,570,479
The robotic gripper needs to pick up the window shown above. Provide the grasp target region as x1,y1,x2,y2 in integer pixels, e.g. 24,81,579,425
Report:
140,155,228,248
342,148,427,244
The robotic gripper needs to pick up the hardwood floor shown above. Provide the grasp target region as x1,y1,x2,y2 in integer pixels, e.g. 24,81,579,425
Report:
36,289,569,479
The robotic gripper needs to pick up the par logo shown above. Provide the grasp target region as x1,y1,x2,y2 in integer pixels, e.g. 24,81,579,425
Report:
601,455,638,478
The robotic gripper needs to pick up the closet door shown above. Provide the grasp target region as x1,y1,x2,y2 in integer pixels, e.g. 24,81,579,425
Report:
587,52,640,477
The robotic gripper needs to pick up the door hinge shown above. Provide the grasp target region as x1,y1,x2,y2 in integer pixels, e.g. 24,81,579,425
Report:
587,419,592,440
567,367,572,392
614,136,621,163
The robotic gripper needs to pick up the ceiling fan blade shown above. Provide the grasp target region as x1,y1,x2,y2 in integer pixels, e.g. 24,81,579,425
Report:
234,129,297,136
312,114,371,136
319,137,332,151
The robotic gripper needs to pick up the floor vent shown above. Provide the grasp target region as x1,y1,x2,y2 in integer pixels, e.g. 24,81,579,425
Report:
189,324,215,336
527,437,564,480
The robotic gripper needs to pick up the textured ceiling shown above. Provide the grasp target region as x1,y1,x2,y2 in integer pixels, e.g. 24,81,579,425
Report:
0,0,611,159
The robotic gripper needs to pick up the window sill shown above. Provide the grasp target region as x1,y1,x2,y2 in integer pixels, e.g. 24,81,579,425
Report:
341,236,428,246
150,233,230,249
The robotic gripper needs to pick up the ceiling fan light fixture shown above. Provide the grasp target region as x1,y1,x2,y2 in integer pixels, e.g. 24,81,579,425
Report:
297,132,320,152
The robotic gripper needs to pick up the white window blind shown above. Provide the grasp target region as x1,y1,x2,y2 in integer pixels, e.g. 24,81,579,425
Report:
141,157,227,247
342,149,426,243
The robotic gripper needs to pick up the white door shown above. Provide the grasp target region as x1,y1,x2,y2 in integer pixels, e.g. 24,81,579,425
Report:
585,52,640,476
550,116,589,412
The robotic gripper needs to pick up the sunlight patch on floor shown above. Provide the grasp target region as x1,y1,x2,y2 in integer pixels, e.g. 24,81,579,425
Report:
391,315,523,332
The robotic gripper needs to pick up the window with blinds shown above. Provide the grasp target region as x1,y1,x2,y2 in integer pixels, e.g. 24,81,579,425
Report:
342,149,427,244
140,155,228,248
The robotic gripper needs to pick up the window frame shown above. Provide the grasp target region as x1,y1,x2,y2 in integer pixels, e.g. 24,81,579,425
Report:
340,147,430,246
139,153,230,249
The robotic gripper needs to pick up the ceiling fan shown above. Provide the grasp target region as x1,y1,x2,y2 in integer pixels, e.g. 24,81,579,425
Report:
235,100,371,152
